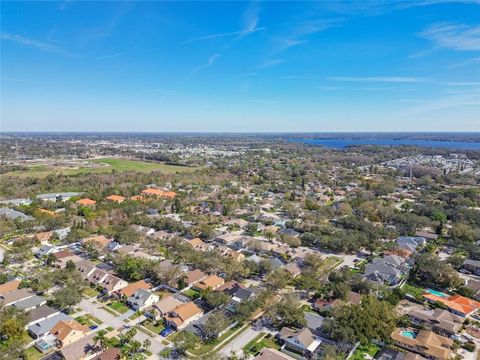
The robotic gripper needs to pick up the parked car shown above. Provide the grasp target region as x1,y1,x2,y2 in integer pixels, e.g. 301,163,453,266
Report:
160,327,174,337
89,325,98,330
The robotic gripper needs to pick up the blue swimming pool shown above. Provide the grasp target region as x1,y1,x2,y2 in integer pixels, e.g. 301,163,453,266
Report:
401,331,417,339
427,289,448,297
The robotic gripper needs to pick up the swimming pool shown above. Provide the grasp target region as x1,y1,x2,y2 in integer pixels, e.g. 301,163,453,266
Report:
427,289,448,297
401,331,417,339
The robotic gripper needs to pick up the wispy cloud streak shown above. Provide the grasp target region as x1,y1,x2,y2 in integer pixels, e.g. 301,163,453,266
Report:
192,54,220,74
1,32,62,53
96,53,123,60
419,22,480,51
328,76,426,83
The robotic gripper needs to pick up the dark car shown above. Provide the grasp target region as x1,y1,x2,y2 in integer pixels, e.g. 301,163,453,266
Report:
160,327,174,337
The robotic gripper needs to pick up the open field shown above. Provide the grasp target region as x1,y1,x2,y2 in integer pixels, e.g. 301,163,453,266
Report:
2,157,197,178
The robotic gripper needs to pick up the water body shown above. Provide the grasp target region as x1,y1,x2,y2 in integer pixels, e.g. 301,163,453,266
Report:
290,138,480,150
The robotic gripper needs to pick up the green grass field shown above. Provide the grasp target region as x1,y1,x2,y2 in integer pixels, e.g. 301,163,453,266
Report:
3,158,196,178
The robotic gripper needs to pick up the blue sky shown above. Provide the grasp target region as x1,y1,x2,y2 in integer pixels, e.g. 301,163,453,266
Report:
1,1,479,132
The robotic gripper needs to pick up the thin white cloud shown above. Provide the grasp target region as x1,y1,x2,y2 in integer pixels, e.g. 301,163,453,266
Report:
328,76,426,83
258,59,284,69
274,18,343,53
192,54,220,74
419,22,480,51
448,56,480,68
96,53,123,60
1,32,61,53
184,2,265,44
407,90,479,113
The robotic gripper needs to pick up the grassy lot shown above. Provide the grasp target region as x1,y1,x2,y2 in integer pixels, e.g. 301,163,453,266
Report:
75,313,102,327
142,320,166,334
23,346,43,360
188,324,246,357
3,158,197,178
402,283,425,299
244,333,281,355
108,301,130,314
350,343,381,360
301,304,319,314
182,288,200,299
129,312,142,321
322,256,343,271
83,287,100,298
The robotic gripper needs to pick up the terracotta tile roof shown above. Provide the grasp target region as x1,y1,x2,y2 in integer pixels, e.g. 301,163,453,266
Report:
35,231,53,242
91,348,121,360
76,198,96,206
423,293,480,316
105,195,125,203
0,279,21,295
186,269,207,285
38,209,57,217
118,280,152,297
193,274,224,290
141,188,176,199
51,319,89,342
166,302,202,325
392,328,453,360
53,250,75,260
188,238,205,247
83,235,111,248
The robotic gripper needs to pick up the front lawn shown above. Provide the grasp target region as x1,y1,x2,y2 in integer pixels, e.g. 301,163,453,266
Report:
22,346,43,360
142,320,165,334
182,288,200,299
108,301,129,314
402,283,425,300
243,333,281,355
188,324,246,357
350,343,381,360
83,287,99,298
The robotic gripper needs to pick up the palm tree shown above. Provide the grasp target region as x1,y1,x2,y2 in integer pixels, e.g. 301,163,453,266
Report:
93,329,108,350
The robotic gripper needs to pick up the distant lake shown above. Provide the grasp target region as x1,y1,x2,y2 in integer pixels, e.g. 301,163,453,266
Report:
290,138,480,150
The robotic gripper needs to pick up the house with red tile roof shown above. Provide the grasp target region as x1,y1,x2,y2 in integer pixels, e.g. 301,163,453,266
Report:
141,188,176,199
76,198,96,206
424,292,480,317
105,195,125,203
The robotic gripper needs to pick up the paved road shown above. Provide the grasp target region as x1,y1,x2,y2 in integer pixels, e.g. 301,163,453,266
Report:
218,325,275,358
78,298,166,358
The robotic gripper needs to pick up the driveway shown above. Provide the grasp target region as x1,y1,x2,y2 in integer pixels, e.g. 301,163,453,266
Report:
218,324,275,358
78,298,166,358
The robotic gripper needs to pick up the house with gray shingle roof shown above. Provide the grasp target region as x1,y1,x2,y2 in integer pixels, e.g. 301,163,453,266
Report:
28,312,71,339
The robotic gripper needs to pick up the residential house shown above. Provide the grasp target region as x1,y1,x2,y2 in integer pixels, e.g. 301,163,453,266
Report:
465,279,480,301
185,309,234,339
185,269,208,289
217,280,245,296
283,262,302,278
415,231,438,241
82,235,112,251
463,259,480,275
76,198,96,206
51,319,89,347
0,288,35,306
37,192,82,202
364,255,407,286
0,279,21,295
99,274,128,294
304,312,326,337
423,292,480,317
28,312,72,339
35,231,54,243
192,274,225,291
186,238,210,251
12,295,46,311
87,269,108,286
91,348,121,360
391,329,453,360
313,291,361,313
36,245,55,258
75,260,96,280
53,250,82,268
165,302,203,330
116,280,152,298
127,289,159,311
278,327,320,359
0,208,33,221
105,195,125,203
375,348,426,360
253,348,296,360
141,188,176,199
409,308,463,338
26,305,60,328
145,295,184,321
55,333,101,360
